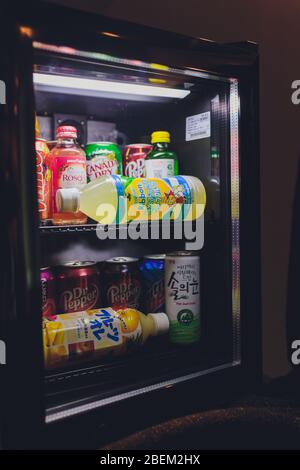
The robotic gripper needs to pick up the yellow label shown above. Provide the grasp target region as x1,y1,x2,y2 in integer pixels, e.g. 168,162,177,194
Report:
125,177,191,222
43,308,143,369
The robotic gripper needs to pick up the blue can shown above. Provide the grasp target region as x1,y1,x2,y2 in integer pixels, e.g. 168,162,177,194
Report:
140,254,165,313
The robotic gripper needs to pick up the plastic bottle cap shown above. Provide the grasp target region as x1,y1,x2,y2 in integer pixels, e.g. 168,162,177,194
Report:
56,188,80,213
151,131,170,144
149,313,170,336
56,126,77,139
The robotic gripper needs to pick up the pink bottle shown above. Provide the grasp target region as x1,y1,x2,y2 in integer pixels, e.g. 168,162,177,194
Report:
50,126,87,225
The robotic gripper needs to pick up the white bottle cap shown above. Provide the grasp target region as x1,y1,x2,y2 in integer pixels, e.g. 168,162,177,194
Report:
56,188,80,213
149,313,170,336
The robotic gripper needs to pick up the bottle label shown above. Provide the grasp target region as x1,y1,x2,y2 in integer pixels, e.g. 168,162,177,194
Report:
58,163,86,188
52,157,87,212
145,159,174,178
43,308,143,368
124,176,192,221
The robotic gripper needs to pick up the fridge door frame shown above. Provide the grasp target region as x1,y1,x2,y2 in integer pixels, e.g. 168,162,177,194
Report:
0,3,260,449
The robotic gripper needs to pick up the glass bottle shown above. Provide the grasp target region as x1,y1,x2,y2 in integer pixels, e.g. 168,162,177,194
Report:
50,126,87,225
145,131,178,178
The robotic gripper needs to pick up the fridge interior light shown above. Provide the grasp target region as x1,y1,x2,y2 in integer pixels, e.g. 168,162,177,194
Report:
33,73,190,100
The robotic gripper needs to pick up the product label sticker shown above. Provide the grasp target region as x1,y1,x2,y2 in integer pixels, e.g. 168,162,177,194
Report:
186,111,211,141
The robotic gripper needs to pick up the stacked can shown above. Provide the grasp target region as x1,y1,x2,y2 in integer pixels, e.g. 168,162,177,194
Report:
102,257,142,310
56,261,101,314
122,143,153,177
85,142,122,180
41,267,57,318
140,254,165,313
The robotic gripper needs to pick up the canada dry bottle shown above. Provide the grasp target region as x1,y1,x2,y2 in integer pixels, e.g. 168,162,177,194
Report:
50,126,87,225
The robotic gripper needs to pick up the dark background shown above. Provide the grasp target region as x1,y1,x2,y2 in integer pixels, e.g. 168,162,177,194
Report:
43,0,299,381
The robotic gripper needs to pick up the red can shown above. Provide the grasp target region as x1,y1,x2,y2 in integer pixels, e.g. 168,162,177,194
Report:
103,257,141,310
41,267,56,318
56,261,101,314
122,144,153,178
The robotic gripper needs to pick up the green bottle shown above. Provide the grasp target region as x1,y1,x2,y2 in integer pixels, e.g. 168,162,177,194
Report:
145,131,178,178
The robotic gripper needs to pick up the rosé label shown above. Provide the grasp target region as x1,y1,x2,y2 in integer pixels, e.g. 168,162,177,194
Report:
58,164,86,188
52,157,87,212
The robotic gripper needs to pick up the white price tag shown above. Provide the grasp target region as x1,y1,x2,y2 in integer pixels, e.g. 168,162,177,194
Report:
186,111,211,141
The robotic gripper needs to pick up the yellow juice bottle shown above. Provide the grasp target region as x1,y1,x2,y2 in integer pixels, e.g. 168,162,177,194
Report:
56,175,206,224
43,308,169,369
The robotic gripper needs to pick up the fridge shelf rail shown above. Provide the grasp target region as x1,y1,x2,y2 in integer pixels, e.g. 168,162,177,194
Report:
40,224,98,233
39,220,200,237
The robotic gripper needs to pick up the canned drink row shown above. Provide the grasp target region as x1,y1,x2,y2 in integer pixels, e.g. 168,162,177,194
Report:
86,142,154,179
41,251,201,345
41,255,166,316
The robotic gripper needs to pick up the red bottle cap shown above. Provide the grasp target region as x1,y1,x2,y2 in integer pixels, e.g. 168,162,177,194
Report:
56,126,77,139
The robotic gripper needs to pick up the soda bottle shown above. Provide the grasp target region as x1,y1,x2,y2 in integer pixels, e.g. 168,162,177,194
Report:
43,308,169,369
55,174,206,225
50,126,87,225
145,131,178,178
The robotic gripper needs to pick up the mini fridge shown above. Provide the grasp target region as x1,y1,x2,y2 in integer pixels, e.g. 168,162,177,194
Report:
0,2,260,449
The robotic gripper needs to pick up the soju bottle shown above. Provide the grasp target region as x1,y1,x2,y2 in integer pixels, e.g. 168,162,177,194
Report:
145,131,178,178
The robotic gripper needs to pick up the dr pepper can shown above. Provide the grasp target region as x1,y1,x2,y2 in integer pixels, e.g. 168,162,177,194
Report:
56,261,101,314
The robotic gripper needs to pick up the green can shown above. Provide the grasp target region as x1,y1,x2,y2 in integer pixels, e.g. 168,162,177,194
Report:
85,142,122,181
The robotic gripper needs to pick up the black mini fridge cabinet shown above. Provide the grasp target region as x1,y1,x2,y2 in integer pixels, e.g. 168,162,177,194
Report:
0,2,260,449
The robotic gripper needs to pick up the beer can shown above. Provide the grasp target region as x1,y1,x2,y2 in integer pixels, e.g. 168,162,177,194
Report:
36,138,51,223
41,267,56,318
165,251,200,344
122,144,153,178
140,254,165,313
56,261,101,314
103,257,141,310
85,142,122,181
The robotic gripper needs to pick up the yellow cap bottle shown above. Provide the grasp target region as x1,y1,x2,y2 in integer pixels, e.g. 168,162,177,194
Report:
151,131,170,144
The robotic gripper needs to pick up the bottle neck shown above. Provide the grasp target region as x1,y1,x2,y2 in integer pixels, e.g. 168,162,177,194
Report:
152,141,169,150
56,137,77,145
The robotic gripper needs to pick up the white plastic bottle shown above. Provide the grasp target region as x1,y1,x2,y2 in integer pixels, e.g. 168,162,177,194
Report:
56,175,206,225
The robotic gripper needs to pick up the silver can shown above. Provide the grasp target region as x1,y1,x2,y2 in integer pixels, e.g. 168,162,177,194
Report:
165,251,200,344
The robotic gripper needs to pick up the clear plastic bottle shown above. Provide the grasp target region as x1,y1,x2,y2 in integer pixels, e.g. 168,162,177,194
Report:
56,174,206,225
50,126,87,225
43,308,170,369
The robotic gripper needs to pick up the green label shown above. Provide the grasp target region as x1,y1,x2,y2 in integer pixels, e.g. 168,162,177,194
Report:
169,310,200,344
